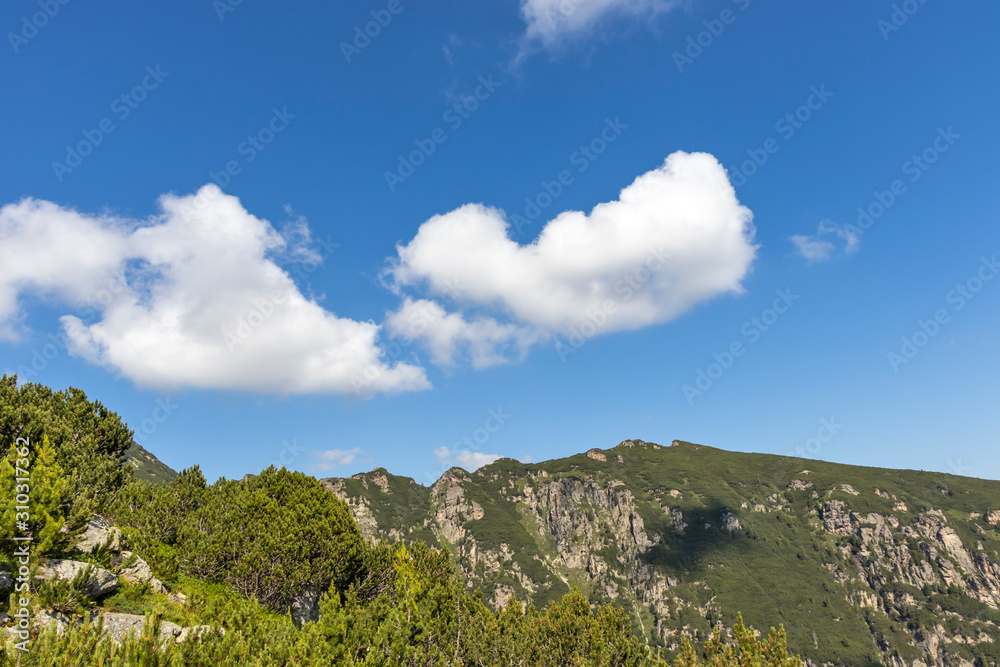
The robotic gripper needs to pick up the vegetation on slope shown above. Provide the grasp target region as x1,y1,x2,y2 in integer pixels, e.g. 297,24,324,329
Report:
329,440,1000,666
124,443,177,485
0,376,804,666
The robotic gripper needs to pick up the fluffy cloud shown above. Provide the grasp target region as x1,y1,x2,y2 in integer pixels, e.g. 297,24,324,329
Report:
385,298,544,369
385,151,755,361
314,447,363,471
0,185,428,396
790,220,861,263
0,200,131,341
520,0,678,49
434,446,502,472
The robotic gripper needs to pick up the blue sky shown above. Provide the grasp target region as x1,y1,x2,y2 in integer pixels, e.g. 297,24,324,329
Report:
2,0,998,484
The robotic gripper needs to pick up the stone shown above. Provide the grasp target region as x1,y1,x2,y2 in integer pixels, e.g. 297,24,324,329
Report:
177,625,224,643
37,559,118,599
33,609,71,635
98,612,182,644
0,571,12,593
371,471,391,493
290,586,321,626
75,515,121,553
115,552,166,594
167,591,188,606
987,510,1000,526
586,449,607,462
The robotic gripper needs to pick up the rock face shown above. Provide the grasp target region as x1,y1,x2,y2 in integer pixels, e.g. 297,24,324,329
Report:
37,559,118,599
75,515,122,553
325,438,1000,667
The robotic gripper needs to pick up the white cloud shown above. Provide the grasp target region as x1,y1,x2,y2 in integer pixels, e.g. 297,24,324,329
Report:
385,151,755,354
315,447,363,471
791,220,861,263
0,185,428,396
0,199,131,341
519,0,679,51
385,298,545,369
435,445,502,472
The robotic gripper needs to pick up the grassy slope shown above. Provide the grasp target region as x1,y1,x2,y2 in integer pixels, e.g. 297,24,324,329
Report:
330,440,1000,666
125,442,178,484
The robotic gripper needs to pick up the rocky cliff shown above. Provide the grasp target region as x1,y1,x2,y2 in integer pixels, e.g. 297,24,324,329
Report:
323,439,1000,667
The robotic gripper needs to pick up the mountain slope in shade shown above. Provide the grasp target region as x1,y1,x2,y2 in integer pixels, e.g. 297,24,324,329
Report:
322,439,1000,667
125,442,178,484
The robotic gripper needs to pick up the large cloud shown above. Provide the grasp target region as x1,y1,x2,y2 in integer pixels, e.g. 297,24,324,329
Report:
0,185,428,396
385,151,756,355
385,298,544,369
520,0,679,49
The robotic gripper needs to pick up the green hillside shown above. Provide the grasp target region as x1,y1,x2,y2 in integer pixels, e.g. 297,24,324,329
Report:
325,439,1000,667
125,442,178,484
4,376,806,666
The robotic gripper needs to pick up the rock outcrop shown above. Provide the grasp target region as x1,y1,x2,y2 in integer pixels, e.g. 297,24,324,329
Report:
74,515,122,553
37,559,118,599
114,552,166,594
290,586,321,626
98,612,182,644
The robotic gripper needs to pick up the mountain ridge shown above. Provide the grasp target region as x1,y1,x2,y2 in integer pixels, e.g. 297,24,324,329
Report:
321,438,1000,667
124,441,178,484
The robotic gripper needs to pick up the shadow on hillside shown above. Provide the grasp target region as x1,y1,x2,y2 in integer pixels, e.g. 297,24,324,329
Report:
640,503,751,575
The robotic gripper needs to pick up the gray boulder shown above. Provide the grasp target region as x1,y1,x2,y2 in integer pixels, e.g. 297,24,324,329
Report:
177,625,225,643
115,552,166,594
98,612,182,644
37,559,118,599
33,609,71,635
75,515,122,553
0,571,12,593
290,585,321,626
167,591,188,606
